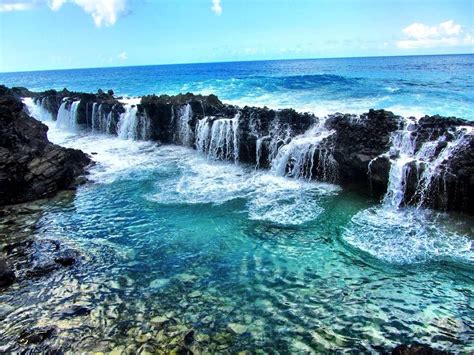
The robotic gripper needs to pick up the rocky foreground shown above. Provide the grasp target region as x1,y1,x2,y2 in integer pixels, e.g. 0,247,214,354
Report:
0,86,91,288
21,86,474,215
0,86,91,206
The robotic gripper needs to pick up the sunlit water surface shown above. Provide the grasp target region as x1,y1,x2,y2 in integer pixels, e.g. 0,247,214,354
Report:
0,122,473,353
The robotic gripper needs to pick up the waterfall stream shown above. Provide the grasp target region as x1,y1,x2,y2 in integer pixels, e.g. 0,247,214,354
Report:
117,105,150,140
382,118,473,209
56,100,80,131
194,113,240,162
270,120,337,182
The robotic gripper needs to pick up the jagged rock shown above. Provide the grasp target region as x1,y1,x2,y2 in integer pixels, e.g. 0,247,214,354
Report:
0,257,16,287
0,85,91,206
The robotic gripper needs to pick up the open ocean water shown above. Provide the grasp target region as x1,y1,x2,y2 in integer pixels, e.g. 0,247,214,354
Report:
1,54,473,119
0,55,473,352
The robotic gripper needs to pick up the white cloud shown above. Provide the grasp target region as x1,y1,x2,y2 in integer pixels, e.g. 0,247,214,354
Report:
397,20,473,49
49,0,127,27
211,0,222,15
117,51,127,60
0,2,34,12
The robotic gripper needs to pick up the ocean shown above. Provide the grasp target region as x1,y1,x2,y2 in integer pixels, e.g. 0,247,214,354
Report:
1,54,473,119
1,55,473,352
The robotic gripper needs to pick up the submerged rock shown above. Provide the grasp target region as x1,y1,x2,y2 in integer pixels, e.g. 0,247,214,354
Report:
0,257,16,287
392,344,448,355
19,325,57,345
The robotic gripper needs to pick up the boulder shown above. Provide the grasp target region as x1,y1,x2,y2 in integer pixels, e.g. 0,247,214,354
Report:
0,85,91,206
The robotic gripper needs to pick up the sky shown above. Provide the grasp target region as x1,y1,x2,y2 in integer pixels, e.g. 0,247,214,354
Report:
0,0,473,72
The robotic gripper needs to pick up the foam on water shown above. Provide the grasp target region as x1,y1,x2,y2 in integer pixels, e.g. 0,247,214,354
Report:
150,152,339,225
343,207,473,264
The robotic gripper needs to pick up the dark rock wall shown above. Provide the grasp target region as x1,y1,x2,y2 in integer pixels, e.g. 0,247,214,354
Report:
0,86,91,206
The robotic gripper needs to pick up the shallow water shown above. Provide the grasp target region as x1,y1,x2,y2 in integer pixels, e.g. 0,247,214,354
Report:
0,121,473,353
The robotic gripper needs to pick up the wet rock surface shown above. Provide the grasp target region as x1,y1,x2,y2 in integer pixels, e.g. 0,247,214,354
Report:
392,343,449,355
0,86,91,206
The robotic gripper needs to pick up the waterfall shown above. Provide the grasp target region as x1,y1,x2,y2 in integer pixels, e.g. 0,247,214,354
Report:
176,104,193,146
56,100,80,131
271,120,337,182
117,105,150,140
91,104,116,134
194,113,240,162
415,125,472,207
195,117,211,153
382,118,473,209
22,97,53,121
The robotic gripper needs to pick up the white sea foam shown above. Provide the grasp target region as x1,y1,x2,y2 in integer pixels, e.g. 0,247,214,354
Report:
23,97,53,121
342,206,473,265
149,151,339,225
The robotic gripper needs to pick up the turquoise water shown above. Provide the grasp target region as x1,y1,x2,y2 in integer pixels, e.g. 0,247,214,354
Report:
1,54,473,119
1,119,473,352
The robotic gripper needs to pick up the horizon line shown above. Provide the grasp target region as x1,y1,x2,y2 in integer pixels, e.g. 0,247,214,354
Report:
1,52,473,75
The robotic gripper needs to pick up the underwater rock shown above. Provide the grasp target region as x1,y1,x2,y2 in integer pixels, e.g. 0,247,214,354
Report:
0,257,16,287
0,86,91,206
54,249,78,267
59,305,91,319
228,323,248,335
19,325,57,345
392,344,448,355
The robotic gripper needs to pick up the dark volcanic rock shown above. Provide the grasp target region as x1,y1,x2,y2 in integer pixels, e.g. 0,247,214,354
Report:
0,257,16,287
326,109,400,193
0,85,91,206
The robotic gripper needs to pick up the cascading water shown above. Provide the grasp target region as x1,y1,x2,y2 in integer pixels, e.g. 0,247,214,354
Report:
117,105,150,140
382,118,418,208
381,118,473,209
176,104,193,146
270,120,337,182
56,100,80,131
23,97,53,121
194,113,240,162
91,104,116,134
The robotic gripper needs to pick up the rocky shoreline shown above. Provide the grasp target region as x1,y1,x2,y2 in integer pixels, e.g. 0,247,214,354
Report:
0,86,91,289
0,86,91,206
17,85,474,215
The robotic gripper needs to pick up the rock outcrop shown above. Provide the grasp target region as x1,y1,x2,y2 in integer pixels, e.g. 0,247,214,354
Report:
27,88,474,214
0,86,91,206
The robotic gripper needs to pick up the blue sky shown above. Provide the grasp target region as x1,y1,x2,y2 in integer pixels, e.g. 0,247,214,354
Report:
0,0,473,72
